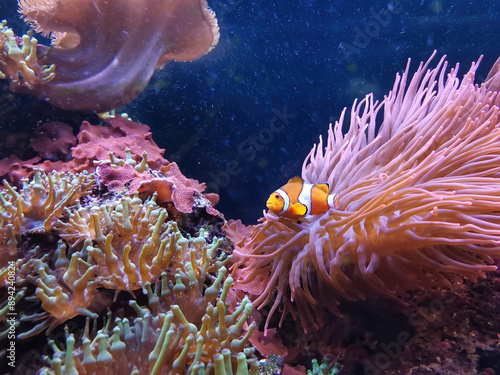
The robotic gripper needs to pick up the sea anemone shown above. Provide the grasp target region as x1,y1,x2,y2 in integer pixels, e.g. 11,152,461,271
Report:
233,52,500,333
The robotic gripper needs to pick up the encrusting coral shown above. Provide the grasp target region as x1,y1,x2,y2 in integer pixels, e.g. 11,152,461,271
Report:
30,122,77,161
69,117,170,172
0,117,171,183
0,0,219,111
232,52,500,333
95,159,220,216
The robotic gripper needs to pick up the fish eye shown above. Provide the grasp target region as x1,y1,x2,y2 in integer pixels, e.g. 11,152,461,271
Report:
274,194,280,199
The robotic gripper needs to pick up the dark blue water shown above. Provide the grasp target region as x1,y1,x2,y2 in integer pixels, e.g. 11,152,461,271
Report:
1,0,499,224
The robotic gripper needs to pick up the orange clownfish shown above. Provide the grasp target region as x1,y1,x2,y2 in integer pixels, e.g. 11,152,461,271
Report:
266,176,339,220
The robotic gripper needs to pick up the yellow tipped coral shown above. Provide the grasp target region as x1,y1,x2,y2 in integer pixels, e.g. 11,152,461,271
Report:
39,275,258,375
57,194,172,291
56,193,228,294
0,138,244,373
0,169,95,262
0,20,55,89
3,167,231,339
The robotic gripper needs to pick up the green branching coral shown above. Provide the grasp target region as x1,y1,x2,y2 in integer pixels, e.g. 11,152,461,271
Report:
17,198,230,338
307,359,342,375
56,193,227,293
0,169,95,261
39,275,258,375
0,151,257,373
0,165,232,338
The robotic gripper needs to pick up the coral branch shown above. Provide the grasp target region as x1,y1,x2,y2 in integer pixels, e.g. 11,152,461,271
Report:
39,276,258,375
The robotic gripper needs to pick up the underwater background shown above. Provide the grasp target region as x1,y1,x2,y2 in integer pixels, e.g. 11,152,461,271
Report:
1,0,499,224
2,1,500,375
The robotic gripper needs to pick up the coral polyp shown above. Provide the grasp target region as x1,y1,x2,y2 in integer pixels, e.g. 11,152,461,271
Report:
39,276,258,375
0,146,253,373
0,169,96,261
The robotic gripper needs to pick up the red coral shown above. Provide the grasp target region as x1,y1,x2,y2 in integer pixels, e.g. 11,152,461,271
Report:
96,160,220,215
30,122,76,160
133,178,175,204
159,163,220,216
0,117,169,183
158,163,204,212
71,117,168,172
0,155,39,181
2,116,220,217
95,162,138,190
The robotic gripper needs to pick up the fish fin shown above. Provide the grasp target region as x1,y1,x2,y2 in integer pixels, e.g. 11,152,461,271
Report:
316,183,329,194
327,193,340,209
288,176,304,184
290,202,308,216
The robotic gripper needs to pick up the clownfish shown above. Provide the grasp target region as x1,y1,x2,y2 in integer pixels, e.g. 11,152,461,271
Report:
266,176,339,220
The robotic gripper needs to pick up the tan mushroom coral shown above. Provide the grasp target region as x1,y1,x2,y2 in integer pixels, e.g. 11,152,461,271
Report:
0,0,219,111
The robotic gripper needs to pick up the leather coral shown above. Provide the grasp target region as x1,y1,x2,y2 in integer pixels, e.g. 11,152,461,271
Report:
233,52,500,333
0,0,219,111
